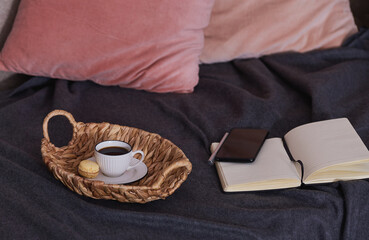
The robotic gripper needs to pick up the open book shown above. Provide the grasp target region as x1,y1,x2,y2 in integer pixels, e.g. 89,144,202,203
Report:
211,118,369,192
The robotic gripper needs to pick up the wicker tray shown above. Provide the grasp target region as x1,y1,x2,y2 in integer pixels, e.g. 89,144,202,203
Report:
41,110,192,203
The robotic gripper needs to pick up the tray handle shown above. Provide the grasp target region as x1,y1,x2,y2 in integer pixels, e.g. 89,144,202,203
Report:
152,159,192,189
43,109,77,143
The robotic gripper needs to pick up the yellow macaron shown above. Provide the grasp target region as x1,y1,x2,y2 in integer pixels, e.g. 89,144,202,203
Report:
78,160,99,178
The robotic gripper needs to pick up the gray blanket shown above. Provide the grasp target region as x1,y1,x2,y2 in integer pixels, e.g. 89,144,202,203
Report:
0,29,368,239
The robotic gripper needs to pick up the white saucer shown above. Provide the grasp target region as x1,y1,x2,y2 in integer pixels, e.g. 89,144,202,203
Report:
87,157,148,184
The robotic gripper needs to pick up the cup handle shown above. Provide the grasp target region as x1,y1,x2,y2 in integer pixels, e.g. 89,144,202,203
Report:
126,150,145,171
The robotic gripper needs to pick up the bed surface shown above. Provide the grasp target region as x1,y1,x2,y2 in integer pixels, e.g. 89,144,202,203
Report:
0,29,368,239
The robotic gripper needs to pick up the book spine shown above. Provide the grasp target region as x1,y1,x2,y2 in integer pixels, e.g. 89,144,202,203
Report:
282,137,305,184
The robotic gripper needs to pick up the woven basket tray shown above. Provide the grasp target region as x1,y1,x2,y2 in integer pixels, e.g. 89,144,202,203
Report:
41,110,192,203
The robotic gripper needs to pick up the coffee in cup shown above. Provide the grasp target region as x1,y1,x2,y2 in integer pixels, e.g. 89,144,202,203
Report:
94,140,145,177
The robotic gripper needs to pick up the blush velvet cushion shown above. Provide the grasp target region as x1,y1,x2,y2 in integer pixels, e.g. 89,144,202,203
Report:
200,0,358,64
0,0,214,93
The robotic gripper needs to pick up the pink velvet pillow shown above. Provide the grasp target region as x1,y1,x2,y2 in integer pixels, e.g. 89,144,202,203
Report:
200,0,358,64
0,0,214,93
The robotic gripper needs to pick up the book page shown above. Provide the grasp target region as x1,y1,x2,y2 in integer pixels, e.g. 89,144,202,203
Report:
284,118,369,182
304,162,369,184
215,138,301,192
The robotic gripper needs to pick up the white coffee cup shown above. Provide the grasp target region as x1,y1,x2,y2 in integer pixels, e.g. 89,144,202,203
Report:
94,140,145,177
